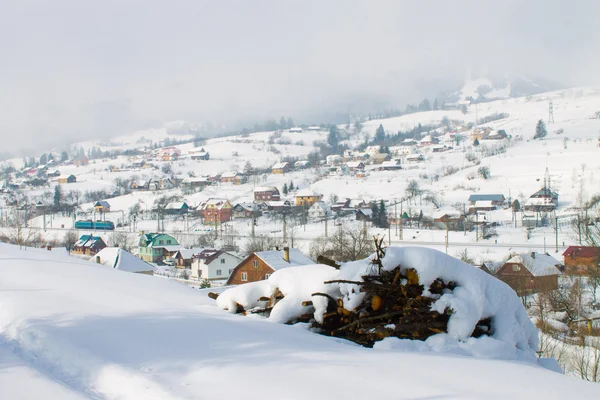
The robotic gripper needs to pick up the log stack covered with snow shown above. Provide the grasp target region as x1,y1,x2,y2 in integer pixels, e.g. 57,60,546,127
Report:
215,245,539,360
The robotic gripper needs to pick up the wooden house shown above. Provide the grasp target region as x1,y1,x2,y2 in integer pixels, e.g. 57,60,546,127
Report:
93,200,111,213
221,172,246,185
294,189,322,207
232,203,261,219
58,174,77,184
200,199,232,223
345,161,365,171
467,194,505,214
562,246,600,276
171,247,205,268
164,202,189,215
72,235,107,256
371,153,391,165
253,186,280,201
496,252,562,296
271,162,291,174
524,187,558,212
227,247,313,285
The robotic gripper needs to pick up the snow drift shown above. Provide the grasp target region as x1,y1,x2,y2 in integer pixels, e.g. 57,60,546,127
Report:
217,246,539,363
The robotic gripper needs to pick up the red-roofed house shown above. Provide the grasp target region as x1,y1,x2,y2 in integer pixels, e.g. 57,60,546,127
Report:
562,246,600,276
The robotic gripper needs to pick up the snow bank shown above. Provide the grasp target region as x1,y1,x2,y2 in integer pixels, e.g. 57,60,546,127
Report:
218,246,539,363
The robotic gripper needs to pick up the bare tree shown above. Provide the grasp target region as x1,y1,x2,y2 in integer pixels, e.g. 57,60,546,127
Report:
109,231,134,251
0,208,41,249
244,234,278,256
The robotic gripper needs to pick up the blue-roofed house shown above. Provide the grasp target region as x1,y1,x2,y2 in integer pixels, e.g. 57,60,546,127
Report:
467,194,505,213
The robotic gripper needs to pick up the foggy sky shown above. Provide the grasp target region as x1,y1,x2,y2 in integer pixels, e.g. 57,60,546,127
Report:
1,0,599,156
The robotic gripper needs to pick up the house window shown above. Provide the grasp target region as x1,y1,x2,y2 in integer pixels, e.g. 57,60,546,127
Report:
220,258,225,264
253,260,259,268
159,240,164,245
512,265,521,272
265,273,271,279
216,269,222,276
241,272,248,281
167,240,172,244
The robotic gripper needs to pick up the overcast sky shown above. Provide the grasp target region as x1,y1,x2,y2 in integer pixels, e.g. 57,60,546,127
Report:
1,0,599,156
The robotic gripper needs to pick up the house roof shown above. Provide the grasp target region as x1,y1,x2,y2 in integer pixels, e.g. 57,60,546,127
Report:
92,247,155,273
272,162,289,169
255,249,314,271
357,209,373,217
531,187,558,199
468,194,505,202
75,235,105,248
93,201,111,208
562,246,600,258
165,202,188,210
174,247,205,260
221,171,238,178
253,186,278,193
234,202,259,211
309,201,331,213
346,161,364,168
295,188,321,197
506,252,562,277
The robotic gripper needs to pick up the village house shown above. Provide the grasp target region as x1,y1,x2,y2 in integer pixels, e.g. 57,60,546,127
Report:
164,202,189,215
265,200,292,212
47,170,60,178
419,135,440,147
271,162,291,174
295,160,311,169
137,233,181,263
159,147,181,161
562,246,600,276
495,252,562,296
221,171,246,185
331,198,351,213
345,161,365,172
295,188,322,207
232,203,261,219
253,186,280,201
355,208,373,222
485,129,508,140
379,159,402,171
191,249,242,281
130,179,148,190
72,235,107,256
364,145,381,156
182,177,211,189
406,154,425,163
227,247,313,285
328,164,349,176
58,174,77,184
308,201,332,220
189,147,210,160
467,194,505,213
93,200,111,213
371,153,391,165
72,155,89,167
390,146,416,156
288,127,303,133
171,247,205,268
91,247,156,275
200,199,233,223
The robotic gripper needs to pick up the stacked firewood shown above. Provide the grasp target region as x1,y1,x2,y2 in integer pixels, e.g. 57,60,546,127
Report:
209,240,492,347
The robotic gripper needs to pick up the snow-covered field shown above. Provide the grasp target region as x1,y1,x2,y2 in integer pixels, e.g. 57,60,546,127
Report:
1,242,600,399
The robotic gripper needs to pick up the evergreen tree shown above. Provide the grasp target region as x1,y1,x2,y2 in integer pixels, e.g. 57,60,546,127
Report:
279,116,287,129
534,119,547,140
61,151,69,162
39,153,48,165
327,125,340,150
375,124,386,143
473,137,480,146
289,181,294,191
379,200,389,228
53,185,63,208
282,183,288,195
371,202,380,227
433,98,439,110
286,117,294,129
48,153,55,162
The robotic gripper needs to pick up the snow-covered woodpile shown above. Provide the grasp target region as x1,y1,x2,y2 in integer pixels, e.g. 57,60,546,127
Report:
213,244,539,360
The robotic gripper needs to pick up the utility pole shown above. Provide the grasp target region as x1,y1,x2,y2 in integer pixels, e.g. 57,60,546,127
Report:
399,201,403,240
324,217,328,238
251,217,255,238
555,217,559,253
548,99,555,124
283,214,287,244
476,212,479,242
394,202,398,237
445,222,449,254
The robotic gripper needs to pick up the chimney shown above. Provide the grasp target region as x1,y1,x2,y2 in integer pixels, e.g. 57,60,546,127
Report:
283,246,290,263
95,256,101,264
531,252,535,259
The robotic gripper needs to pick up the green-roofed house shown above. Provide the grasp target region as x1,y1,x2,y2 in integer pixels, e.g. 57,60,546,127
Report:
138,232,181,263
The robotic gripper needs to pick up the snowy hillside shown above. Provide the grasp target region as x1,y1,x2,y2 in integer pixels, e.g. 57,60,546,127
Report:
1,242,600,399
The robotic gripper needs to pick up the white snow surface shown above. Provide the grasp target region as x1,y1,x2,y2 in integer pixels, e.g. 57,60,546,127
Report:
219,246,539,363
1,243,599,399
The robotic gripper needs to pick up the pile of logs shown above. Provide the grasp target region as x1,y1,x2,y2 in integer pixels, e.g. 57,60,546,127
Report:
209,240,492,347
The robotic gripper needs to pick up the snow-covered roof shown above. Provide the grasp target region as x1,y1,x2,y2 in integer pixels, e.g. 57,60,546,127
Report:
346,161,364,168
506,252,562,277
165,202,188,210
91,247,156,273
221,171,238,178
253,186,278,193
473,200,494,208
295,188,321,197
174,247,205,260
255,249,314,271
272,162,289,169
468,194,505,202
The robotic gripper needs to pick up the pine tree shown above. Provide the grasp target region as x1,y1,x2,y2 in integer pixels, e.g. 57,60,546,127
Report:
375,124,386,143
473,137,480,146
379,200,389,228
282,183,288,195
39,153,48,165
53,185,62,208
433,98,439,110
371,202,380,228
289,181,294,191
534,119,547,140
61,151,69,162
